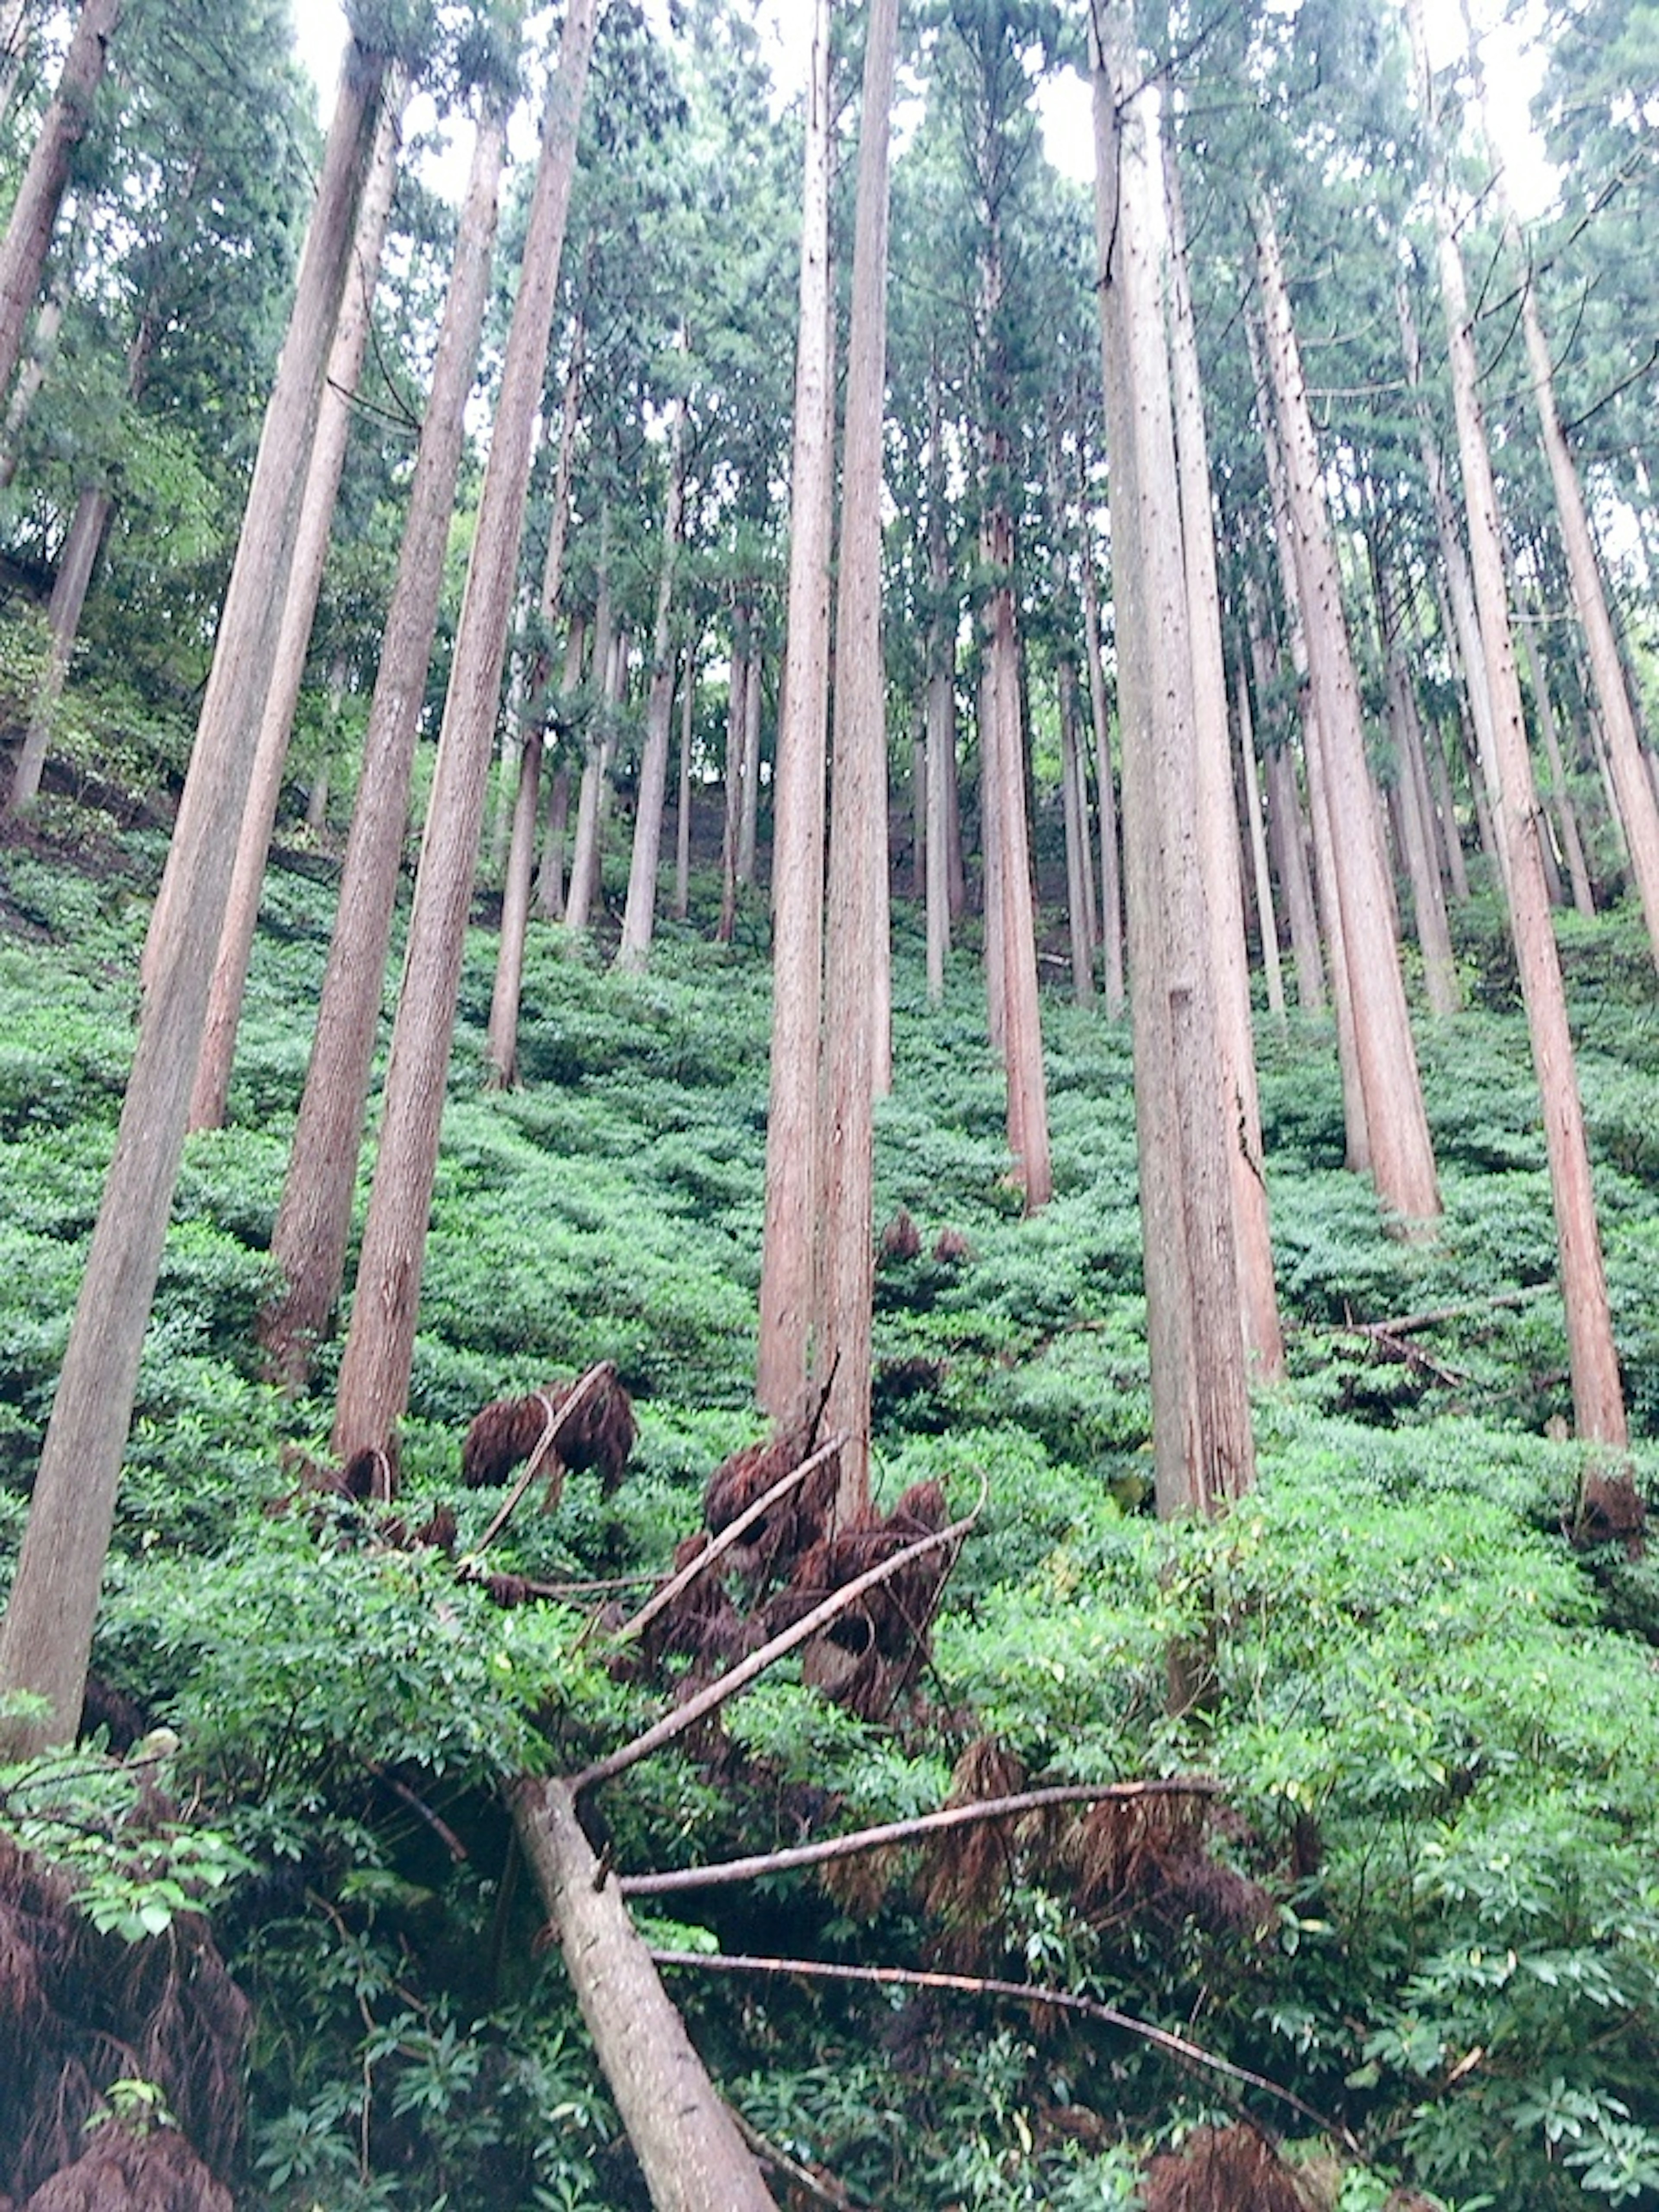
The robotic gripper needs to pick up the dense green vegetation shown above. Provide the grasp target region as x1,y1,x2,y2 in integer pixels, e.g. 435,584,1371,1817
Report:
1,733,1657,2207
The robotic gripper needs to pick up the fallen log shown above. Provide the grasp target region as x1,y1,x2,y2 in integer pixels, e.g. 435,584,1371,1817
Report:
511,1774,777,2212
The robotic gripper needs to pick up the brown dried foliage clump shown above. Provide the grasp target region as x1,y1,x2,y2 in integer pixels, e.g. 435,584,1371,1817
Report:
933,1226,972,1265
639,1532,760,1672
919,1738,1028,1932
461,1364,636,1497
1575,1468,1647,1556
878,1208,923,1262
0,1833,248,2206
770,1480,953,1721
702,1413,840,1596
1141,2124,1316,2212
1071,1792,1271,1936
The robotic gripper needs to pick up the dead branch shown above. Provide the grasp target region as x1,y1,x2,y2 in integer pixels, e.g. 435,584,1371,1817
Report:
363,1760,468,1862
571,1485,984,1799
613,1436,846,1649
463,1361,613,1558
651,1949,1359,2153
1319,1285,1548,1340
728,2105,869,2210
619,1778,1220,1898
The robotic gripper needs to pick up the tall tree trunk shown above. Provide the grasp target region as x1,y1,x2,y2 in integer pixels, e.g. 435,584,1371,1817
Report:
1255,200,1440,1227
0,0,122,411
1373,552,1459,1014
1518,587,1595,918
673,646,695,922
816,0,898,1511
756,0,833,1420
489,331,586,1079
1461,22,1659,976
924,342,954,1003
737,640,763,888
0,40,390,1755
1232,650,1285,1021
1409,0,1626,1449
4,480,109,813
564,515,616,934
1166,126,1281,1380
616,385,690,973
1425,710,1472,903
1059,654,1093,1005
536,623,583,921
258,94,509,1390
715,622,748,943
331,4,597,1465
1092,0,1253,1518
0,275,64,488
188,87,402,1131
1080,548,1124,1017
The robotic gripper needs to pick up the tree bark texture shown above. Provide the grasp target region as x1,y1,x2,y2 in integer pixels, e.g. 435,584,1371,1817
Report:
189,85,403,1133
1232,654,1285,1020
0,40,389,1754
817,0,898,1510
5,480,110,814
1080,548,1124,1016
331,4,597,1462
0,0,123,412
1165,127,1281,1380
259,97,507,1388
1092,2,1254,1518
1255,202,1440,1227
511,1778,778,2212
616,387,690,972
757,0,833,1421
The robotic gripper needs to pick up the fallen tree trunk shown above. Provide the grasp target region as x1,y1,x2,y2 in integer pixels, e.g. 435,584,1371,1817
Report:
510,1774,778,2212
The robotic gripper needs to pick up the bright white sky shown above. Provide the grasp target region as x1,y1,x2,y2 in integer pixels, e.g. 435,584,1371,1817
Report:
287,0,1556,216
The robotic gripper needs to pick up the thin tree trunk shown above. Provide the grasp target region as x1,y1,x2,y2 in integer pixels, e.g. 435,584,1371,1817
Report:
1059,654,1093,1005
188,87,402,1131
511,1779,778,2212
1256,203,1440,1227
817,0,898,1512
737,639,763,887
616,385,690,973
1166,125,1281,1380
1080,549,1123,1016
536,622,583,920
715,624,747,943
673,648,695,922
1232,651,1285,1021
1425,711,1472,903
1518,592,1595,917
756,4,834,1422
258,94,509,1389
1374,553,1459,1014
5,480,109,812
0,40,389,1755
0,276,64,489
488,331,585,1078
564,519,615,934
1092,0,1253,1517
331,4,597,1465
0,0,123,412
1409,0,1626,1448
924,343,954,1003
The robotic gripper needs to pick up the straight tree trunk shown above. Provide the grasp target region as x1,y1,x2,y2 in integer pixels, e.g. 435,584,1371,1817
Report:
1232,652,1285,1021
1080,548,1124,1016
756,0,833,1423
188,87,402,1132
817,0,899,1511
1518,592,1595,917
924,343,954,1003
331,3,597,1464
488,331,586,1079
538,758,573,918
737,640,763,888
1410,0,1627,1446
5,480,109,813
564,519,616,934
673,647,695,921
1255,201,1440,1227
1425,711,1472,903
1092,0,1253,1517
1166,127,1282,1380
616,385,690,972
0,278,65,488
1373,553,1460,1014
0,39,390,1754
1059,654,1093,1005
0,0,122,411
715,624,748,942
258,93,509,1389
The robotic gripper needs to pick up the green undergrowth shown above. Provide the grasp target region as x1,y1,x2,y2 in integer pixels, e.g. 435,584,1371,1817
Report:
1,831,1658,2206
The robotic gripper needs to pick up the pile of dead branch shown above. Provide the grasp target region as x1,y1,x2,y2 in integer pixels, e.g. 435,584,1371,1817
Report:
0,1828,247,2208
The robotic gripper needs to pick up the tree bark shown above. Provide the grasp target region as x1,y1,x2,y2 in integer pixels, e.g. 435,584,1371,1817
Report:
0,0,122,412
1517,588,1595,918
1373,552,1459,1014
1232,651,1285,1021
331,3,597,1463
1080,547,1124,1016
4,480,109,814
1255,200,1440,1227
0,38,390,1754
1092,0,1253,1518
1165,126,1281,1380
757,0,833,1421
564,514,616,934
1409,0,1626,1448
258,95,508,1388
511,1778,778,2212
736,637,763,889
489,331,586,1078
188,86,402,1131
673,648,694,922
616,385,690,973
1058,653,1093,1005
817,0,898,1511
